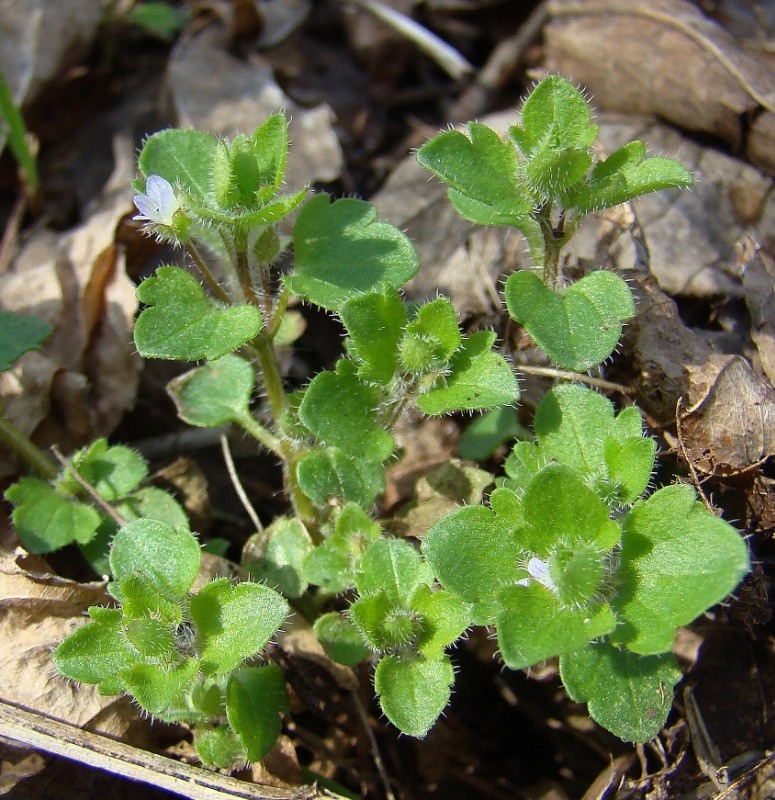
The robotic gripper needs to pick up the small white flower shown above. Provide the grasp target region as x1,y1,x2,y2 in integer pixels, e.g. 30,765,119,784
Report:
526,556,557,592
133,175,180,226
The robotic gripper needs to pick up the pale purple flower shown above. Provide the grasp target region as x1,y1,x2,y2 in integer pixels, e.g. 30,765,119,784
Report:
526,556,556,592
133,175,180,226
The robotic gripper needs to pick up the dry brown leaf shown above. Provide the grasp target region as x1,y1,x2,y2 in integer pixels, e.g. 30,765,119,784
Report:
167,24,343,188
680,355,775,474
0,0,103,110
741,241,775,386
0,134,141,477
545,0,775,173
0,544,128,729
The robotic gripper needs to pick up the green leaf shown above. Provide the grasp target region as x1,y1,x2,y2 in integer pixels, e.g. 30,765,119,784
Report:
190,578,289,674
128,2,188,41
243,517,313,598
167,354,255,428
226,665,288,762
418,331,519,415
250,114,290,198
297,447,386,509
612,485,750,654
423,504,523,621
138,129,217,202
122,617,176,660
0,311,51,371
519,464,620,555
405,298,461,362
314,613,371,666
122,659,199,716
52,608,136,695
288,194,419,310
458,406,526,461
560,642,682,742
496,584,616,669
110,520,201,602
356,538,433,605
504,270,635,371
412,585,471,660
65,439,148,502
299,366,393,462
135,267,262,360
532,385,655,505
116,486,189,530
523,146,591,197
302,541,356,593
340,288,407,384
576,141,693,213
417,122,533,227
5,478,101,553
195,726,245,769
349,591,398,651
118,574,182,624
510,75,597,156
374,655,454,737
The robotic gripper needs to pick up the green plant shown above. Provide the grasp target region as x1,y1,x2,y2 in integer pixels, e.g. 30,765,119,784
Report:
4,76,749,764
0,70,38,199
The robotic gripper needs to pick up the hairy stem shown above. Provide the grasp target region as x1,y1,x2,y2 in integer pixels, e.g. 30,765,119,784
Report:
0,415,58,480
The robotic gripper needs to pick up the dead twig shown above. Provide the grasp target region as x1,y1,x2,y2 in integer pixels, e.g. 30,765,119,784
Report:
0,698,336,800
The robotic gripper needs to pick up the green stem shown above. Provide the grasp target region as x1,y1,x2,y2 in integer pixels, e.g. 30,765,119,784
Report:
267,287,290,340
186,241,231,305
234,412,283,458
0,416,57,480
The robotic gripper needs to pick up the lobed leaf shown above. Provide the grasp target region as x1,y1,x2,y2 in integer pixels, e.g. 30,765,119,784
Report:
612,485,750,654
296,447,385,510
356,538,433,605
496,584,616,669
314,612,371,666
417,331,519,415
299,365,393,462
243,517,313,598
5,478,101,553
65,439,148,503
505,270,635,372
560,642,682,742
417,122,534,227
340,288,407,384
138,129,217,201
110,519,201,602
288,194,419,310
135,266,262,361
576,141,693,213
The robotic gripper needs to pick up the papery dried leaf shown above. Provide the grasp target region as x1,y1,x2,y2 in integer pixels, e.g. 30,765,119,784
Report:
546,0,775,173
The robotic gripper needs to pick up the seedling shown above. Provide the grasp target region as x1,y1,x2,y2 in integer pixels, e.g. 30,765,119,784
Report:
3,76,748,764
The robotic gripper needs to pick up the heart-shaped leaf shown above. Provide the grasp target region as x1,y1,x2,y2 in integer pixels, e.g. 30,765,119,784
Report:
288,194,419,310
374,654,454,738
356,538,433,605
417,122,533,227
504,270,635,371
5,478,101,553
612,485,750,654
135,266,262,360
560,642,682,742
